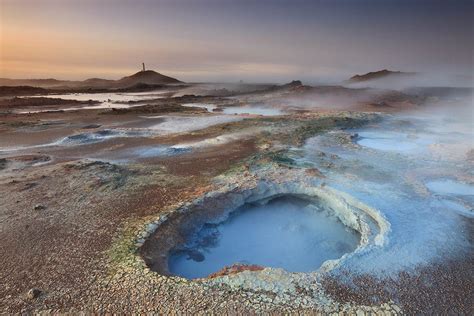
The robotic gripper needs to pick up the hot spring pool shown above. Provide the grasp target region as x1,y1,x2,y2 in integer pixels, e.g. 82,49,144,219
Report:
168,196,360,279
425,179,474,196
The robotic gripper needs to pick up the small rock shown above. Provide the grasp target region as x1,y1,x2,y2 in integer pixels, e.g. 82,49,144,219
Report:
27,288,41,299
34,204,46,211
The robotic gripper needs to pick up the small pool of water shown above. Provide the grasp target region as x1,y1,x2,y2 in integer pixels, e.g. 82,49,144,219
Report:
426,179,474,196
168,196,360,279
132,146,191,158
182,103,217,112
357,137,419,152
58,129,150,146
355,130,438,154
31,91,168,103
19,91,171,113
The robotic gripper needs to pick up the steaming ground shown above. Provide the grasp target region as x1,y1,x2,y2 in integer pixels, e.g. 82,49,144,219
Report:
301,107,473,273
0,79,472,313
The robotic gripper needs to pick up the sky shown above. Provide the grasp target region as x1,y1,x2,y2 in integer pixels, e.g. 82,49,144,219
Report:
0,0,473,83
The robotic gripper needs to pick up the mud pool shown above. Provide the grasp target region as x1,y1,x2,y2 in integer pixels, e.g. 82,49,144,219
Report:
168,195,360,279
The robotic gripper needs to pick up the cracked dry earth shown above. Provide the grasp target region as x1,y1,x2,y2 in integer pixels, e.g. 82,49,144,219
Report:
0,112,266,313
0,108,471,314
0,147,261,313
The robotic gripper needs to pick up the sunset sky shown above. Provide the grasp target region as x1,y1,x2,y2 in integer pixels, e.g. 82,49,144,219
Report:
1,0,473,82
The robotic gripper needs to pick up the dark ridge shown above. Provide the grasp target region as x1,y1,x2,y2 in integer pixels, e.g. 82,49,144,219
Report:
348,69,416,83
0,69,183,90
0,86,48,97
117,70,182,86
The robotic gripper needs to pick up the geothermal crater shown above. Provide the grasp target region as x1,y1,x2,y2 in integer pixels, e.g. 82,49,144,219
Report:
169,195,360,279
139,183,387,280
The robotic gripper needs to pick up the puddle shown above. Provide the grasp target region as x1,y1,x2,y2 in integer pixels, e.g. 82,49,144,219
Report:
132,146,191,158
182,103,217,112
17,103,146,113
20,91,171,113
31,91,169,103
357,137,419,152
356,131,432,153
425,179,474,196
58,129,150,146
168,195,360,279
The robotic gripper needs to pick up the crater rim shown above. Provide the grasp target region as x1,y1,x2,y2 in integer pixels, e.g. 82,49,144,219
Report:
136,182,390,281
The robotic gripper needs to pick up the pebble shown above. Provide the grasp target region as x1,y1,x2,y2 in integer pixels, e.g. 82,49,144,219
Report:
27,288,42,299
34,204,46,211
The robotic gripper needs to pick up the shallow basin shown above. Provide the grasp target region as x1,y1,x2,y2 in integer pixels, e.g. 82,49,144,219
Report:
139,182,388,282
168,195,360,279
426,179,474,196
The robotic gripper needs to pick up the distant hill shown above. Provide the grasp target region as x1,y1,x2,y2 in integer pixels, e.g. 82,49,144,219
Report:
0,78,73,88
0,86,48,97
348,69,415,83
0,70,182,89
80,78,116,88
116,70,181,87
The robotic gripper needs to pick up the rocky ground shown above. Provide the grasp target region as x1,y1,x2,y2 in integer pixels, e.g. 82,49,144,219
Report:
0,86,472,314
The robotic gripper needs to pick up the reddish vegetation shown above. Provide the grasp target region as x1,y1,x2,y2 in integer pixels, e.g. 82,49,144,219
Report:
158,139,256,177
305,168,325,178
207,264,265,278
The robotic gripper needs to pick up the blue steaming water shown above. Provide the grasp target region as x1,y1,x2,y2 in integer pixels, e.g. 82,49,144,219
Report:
168,196,360,279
